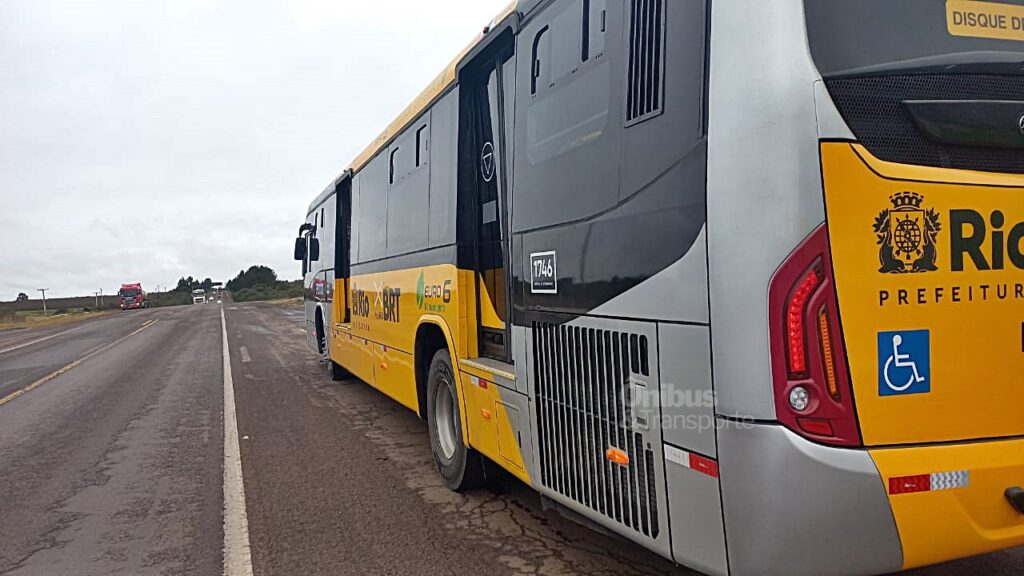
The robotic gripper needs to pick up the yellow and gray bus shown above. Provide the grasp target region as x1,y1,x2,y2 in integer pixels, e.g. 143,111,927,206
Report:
295,1,1024,573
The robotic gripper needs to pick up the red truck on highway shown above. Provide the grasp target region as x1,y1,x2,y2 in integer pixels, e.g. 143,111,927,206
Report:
119,283,148,310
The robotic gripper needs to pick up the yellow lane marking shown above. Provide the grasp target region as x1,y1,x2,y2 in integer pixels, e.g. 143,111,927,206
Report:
0,320,159,408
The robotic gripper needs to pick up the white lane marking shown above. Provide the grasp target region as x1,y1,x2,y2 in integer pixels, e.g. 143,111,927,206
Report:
0,324,88,356
0,320,159,407
221,307,254,576
239,346,251,363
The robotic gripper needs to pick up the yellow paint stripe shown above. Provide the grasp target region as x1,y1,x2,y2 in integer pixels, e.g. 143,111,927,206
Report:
0,320,159,408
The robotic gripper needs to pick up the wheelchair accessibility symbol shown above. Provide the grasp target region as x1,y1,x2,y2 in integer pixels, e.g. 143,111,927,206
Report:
878,330,931,396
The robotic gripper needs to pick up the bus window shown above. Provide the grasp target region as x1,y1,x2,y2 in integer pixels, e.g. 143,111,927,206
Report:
549,0,582,84
530,26,550,94
416,125,428,167
582,0,606,62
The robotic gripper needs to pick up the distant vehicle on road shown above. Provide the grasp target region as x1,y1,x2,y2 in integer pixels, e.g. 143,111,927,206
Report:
191,289,207,305
118,283,148,310
296,2,1024,575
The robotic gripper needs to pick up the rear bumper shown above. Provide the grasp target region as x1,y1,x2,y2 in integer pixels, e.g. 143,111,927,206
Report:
719,423,1024,575
870,437,1024,570
718,423,903,576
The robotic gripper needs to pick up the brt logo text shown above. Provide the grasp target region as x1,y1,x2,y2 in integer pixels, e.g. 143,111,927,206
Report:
350,284,401,323
352,285,371,318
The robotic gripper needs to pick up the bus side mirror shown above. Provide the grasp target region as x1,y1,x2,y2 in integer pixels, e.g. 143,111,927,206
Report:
309,238,320,262
294,237,306,261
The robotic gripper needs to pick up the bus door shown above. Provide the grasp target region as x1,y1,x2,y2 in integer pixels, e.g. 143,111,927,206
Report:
460,37,515,362
336,176,352,325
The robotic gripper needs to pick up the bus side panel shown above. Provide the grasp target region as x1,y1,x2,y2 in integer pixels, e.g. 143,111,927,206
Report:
523,315,673,558
705,0,828,421
509,0,710,566
332,327,376,387
374,343,418,412
305,192,337,354
460,370,532,484
659,324,726,575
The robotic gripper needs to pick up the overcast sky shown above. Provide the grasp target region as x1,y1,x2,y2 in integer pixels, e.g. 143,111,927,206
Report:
0,0,508,299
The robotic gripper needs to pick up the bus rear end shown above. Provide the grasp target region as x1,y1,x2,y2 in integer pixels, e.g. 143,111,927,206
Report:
709,1,1024,574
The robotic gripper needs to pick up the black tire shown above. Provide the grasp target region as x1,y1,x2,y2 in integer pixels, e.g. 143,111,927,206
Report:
328,360,350,381
314,310,326,355
426,348,485,491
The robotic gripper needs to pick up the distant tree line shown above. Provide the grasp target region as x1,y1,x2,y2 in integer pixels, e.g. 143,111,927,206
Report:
226,265,277,291
174,276,215,292
225,265,301,303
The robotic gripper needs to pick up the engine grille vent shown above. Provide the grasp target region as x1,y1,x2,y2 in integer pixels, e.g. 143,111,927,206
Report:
826,74,1024,174
626,0,665,125
532,321,659,538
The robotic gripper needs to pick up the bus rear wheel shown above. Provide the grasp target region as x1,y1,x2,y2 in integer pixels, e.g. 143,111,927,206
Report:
426,348,484,491
328,360,349,381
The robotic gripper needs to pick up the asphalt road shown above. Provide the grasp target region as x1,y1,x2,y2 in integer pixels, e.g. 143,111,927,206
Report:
0,305,222,575
0,301,1020,576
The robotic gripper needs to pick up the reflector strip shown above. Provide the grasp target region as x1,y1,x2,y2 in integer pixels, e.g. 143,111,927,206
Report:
664,445,720,479
931,470,970,491
889,470,970,495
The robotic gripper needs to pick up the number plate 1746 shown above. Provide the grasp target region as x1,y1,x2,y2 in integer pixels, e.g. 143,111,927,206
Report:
530,251,557,294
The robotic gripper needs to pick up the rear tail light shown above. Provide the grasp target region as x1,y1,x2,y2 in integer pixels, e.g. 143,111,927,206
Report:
785,267,822,375
769,225,861,447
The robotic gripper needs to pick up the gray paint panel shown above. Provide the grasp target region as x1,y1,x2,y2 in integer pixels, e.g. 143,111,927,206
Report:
386,111,431,256
706,0,827,420
429,90,458,248
495,385,537,483
354,153,389,263
718,424,903,576
511,324,529,395
665,443,728,576
657,323,715,458
813,80,854,140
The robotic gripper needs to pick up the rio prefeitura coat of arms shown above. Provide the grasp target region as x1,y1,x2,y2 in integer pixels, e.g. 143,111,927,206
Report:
873,191,941,274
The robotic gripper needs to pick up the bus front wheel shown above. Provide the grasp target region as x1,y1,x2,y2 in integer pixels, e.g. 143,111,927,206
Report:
426,349,484,492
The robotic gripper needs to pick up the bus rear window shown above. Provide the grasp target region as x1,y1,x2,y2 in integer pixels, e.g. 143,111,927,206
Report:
805,0,1024,77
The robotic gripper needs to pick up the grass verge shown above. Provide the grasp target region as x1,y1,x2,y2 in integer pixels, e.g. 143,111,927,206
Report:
0,309,113,331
